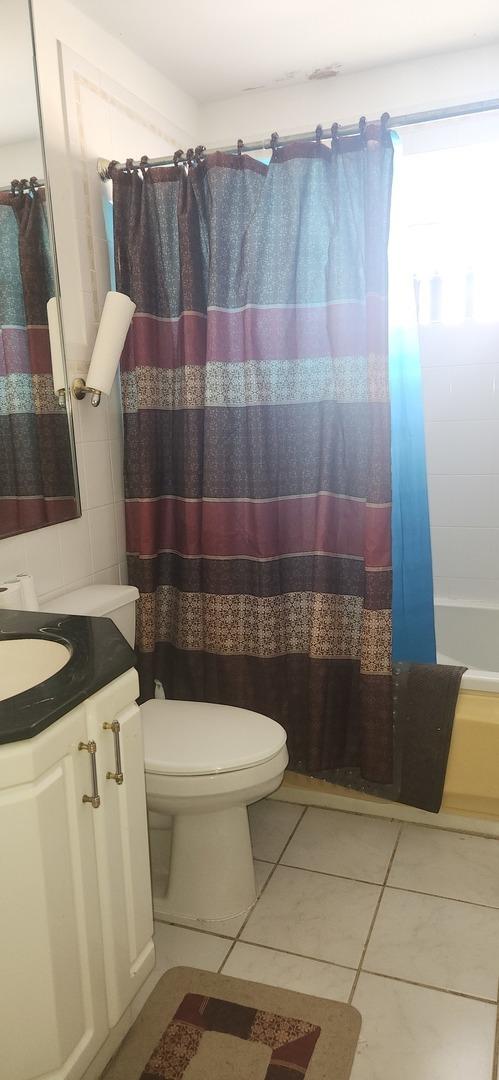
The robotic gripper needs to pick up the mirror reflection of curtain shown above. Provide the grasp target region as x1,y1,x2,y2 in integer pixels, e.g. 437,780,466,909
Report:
0,186,76,537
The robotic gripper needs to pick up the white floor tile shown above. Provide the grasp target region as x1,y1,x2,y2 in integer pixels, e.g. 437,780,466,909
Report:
249,799,304,862
130,921,231,1020
282,808,400,884
388,825,499,907
222,942,355,1002
241,865,380,968
364,887,499,1000
155,860,274,937
351,973,496,1080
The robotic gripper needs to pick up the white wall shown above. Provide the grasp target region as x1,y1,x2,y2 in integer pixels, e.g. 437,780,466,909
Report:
421,323,499,605
199,41,499,146
0,0,198,603
0,139,44,187
402,125,499,605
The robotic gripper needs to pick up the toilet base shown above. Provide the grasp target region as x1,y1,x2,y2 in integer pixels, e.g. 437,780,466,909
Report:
156,805,257,922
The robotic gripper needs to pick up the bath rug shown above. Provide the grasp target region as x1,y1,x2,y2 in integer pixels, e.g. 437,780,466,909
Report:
102,966,361,1080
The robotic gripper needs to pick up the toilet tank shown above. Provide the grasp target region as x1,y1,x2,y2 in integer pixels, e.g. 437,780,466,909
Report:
41,585,139,648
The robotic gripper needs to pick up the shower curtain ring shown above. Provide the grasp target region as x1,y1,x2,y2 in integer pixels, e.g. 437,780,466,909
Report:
358,116,367,141
380,112,392,143
173,149,185,168
237,138,244,156
270,131,279,155
331,122,339,149
315,124,323,142
195,145,206,163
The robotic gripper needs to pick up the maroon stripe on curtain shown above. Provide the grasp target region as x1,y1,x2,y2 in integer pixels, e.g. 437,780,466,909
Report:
0,497,77,538
121,297,386,370
125,493,391,565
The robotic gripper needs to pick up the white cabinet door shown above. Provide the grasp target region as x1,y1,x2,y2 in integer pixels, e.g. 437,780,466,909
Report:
0,710,108,1080
86,676,154,1027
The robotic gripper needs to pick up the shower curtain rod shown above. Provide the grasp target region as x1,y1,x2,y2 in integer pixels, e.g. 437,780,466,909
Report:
0,178,45,193
97,96,499,178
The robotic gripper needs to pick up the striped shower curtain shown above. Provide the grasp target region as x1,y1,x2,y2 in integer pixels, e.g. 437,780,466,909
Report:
112,130,394,784
0,187,77,537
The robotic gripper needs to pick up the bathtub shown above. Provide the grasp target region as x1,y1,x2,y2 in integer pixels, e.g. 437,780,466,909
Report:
280,600,499,825
436,600,499,692
436,599,499,818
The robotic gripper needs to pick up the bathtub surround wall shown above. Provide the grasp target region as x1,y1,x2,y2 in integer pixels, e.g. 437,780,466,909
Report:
421,322,499,604
0,0,197,602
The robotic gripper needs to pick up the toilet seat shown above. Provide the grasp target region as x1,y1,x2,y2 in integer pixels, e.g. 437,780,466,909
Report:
141,698,286,776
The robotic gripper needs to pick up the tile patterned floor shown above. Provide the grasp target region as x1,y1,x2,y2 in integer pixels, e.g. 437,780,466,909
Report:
141,800,499,1079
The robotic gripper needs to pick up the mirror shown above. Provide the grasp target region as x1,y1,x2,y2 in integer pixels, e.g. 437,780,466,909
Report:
0,0,79,540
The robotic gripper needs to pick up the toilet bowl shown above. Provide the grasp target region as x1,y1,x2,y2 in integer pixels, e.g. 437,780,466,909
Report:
143,698,287,921
40,584,288,923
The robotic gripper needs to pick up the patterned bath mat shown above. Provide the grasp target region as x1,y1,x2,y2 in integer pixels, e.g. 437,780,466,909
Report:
103,966,361,1080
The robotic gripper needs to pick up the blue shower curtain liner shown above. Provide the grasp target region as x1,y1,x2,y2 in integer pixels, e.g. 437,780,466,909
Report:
389,134,436,663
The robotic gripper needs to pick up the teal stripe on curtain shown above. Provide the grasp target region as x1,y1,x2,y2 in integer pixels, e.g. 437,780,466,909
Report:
389,134,436,663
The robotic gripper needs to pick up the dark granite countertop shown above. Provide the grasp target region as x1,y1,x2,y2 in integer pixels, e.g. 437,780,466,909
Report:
0,609,136,745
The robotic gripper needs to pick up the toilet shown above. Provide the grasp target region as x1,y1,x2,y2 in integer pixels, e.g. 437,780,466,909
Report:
41,584,288,923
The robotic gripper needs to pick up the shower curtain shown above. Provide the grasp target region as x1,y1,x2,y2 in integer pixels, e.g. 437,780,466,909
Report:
112,130,396,784
0,187,76,536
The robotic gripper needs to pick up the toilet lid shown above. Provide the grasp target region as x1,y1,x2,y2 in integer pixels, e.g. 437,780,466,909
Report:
141,699,287,776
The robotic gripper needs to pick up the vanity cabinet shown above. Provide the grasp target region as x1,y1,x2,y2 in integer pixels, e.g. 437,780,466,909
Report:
0,669,154,1080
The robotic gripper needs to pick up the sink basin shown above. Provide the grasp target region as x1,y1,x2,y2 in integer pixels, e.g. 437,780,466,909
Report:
0,638,71,702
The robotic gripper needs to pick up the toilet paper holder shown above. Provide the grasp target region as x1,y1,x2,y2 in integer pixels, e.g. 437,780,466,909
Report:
72,291,136,407
72,378,102,407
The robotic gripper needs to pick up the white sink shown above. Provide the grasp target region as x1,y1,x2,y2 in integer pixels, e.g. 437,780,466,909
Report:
0,638,71,702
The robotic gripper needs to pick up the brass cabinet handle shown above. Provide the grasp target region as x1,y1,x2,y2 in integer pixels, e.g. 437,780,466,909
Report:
78,740,101,808
103,720,124,785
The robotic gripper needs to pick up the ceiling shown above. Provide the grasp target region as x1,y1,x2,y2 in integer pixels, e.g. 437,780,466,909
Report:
71,0,499,102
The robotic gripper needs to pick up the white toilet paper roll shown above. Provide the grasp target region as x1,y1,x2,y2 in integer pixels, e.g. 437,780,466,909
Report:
17,573,39,611
0,579,24,609
47,297,66,396
86,291,136,397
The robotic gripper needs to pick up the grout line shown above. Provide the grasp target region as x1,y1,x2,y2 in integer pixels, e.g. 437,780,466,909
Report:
382,882,499,913
218,805,308,974
219,936,357,974
348,823,403,1005
156,916,499,1009
278,861,392,889
359,968,496,1006
492,979,499,1080
276,861,499,913
274,796,499,843
155,913,238,943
